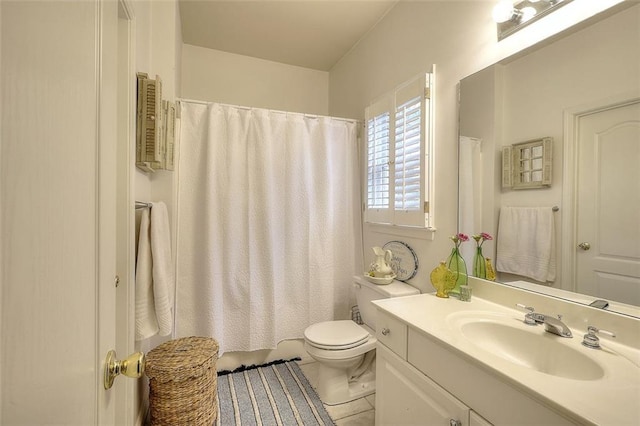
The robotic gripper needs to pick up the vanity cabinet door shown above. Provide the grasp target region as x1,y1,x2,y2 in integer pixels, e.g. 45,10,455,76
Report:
376,343,469,426
470,410,493,426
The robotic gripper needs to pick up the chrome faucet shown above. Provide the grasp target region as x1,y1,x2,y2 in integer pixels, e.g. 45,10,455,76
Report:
516,304,573,338
542,315,573,338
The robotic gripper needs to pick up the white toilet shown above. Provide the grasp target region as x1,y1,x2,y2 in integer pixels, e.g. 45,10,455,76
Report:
303,275,419,405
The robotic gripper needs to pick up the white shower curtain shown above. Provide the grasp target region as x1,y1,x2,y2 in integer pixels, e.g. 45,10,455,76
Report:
175,101,362,355
458,136,482,266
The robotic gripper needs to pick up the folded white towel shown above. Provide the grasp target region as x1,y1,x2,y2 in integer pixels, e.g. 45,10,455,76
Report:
135,208,159,340
135,202,175,340
496,206,556,282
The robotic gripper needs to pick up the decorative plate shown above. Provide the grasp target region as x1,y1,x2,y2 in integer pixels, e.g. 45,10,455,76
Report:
382,241,418,281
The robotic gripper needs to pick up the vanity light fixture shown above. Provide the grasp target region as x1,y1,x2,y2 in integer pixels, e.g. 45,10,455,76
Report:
492,0,522,24
493,0,574,41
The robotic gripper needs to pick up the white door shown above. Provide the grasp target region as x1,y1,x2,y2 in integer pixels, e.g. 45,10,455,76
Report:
575,99,640,306
1,0,131,423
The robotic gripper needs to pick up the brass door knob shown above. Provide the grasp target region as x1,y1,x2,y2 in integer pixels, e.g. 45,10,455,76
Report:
578,242,591,250
104,350,145,389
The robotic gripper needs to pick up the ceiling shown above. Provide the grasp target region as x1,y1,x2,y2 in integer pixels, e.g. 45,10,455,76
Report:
178,1,398,71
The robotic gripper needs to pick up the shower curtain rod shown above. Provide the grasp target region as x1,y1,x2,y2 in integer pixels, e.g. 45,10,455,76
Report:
176,98,361,125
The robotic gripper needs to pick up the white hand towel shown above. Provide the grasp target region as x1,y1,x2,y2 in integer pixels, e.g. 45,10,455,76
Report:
496,206,556,282
135,208,159,340
150,201,175,336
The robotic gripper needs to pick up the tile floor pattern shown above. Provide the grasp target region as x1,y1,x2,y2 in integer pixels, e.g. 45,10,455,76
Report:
298,360,375,426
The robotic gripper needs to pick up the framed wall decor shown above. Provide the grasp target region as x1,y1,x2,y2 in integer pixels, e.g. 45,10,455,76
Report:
502,137,552,189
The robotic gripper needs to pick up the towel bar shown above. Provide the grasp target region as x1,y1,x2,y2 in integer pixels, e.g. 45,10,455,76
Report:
135,201,152,210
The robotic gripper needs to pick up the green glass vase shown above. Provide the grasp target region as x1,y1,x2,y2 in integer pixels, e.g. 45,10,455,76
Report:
446,247,468,295
473,246,486,279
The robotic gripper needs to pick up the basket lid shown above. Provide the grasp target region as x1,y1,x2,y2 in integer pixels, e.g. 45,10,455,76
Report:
145,336,219,382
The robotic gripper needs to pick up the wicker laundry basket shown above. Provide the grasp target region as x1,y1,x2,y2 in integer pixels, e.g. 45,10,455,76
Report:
145,336,219,425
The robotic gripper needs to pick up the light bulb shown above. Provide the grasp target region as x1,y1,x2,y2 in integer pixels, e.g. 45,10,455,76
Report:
521,6,537,22
493,1,516,24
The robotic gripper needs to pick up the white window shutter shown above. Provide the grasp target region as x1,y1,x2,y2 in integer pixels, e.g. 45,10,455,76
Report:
393,74,429,227
163,101,177,171
367,113,390,208
394,96,421,210
365,97,393,224
502,145,513,188
136,72,164,171
542,137,552,186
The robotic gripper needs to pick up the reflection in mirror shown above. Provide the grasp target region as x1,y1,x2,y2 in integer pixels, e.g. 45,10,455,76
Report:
458,4,640,318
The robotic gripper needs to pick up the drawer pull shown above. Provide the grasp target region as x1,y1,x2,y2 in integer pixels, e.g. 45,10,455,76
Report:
381,328,390,336
449,420,462,426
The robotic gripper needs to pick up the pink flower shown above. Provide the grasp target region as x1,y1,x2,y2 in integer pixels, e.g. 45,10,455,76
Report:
450,233,469,248
472,232,493,247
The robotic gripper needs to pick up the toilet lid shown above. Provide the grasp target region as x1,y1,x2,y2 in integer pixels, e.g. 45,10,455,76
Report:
304,320,370,350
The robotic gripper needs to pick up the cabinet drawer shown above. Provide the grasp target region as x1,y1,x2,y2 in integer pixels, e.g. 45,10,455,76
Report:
376,310,408,359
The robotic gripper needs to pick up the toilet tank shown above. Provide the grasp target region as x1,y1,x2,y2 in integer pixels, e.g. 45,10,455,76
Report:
354,275,419,331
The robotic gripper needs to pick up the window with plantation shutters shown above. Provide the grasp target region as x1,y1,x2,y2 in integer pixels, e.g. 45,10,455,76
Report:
364,71,434,228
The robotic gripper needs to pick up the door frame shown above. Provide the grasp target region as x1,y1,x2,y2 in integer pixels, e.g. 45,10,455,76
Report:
114,0,138,424
561,90,640,293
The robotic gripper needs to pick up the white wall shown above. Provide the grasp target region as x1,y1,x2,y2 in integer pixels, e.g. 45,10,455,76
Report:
328,0,632,294
330,1,497,293
131,0,183,420
181,44,329,115
133,0,181,212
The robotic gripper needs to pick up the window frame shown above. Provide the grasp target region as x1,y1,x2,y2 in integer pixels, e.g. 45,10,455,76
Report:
363,70,435,230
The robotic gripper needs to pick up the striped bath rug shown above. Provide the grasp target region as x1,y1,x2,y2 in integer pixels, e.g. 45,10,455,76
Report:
216,360,335,426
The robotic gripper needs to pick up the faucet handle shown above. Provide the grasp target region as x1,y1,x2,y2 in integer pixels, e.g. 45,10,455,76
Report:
516,304,539,325
582,325,616,349
516,303,534,313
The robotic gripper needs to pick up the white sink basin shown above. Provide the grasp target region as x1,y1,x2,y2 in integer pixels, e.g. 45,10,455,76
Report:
448,313,605,381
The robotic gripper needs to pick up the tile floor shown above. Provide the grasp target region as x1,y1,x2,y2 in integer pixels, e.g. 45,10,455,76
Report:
298,360,376,426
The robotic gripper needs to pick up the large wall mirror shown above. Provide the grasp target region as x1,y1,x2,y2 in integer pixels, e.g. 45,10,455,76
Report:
458,4,640,318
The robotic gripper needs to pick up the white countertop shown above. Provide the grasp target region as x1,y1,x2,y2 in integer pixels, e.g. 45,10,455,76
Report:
373,293,640,425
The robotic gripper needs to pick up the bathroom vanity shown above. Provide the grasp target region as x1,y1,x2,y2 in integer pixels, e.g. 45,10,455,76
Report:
373,278,640,425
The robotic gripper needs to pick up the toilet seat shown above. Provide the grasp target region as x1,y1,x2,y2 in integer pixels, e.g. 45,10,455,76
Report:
304,320,370,350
